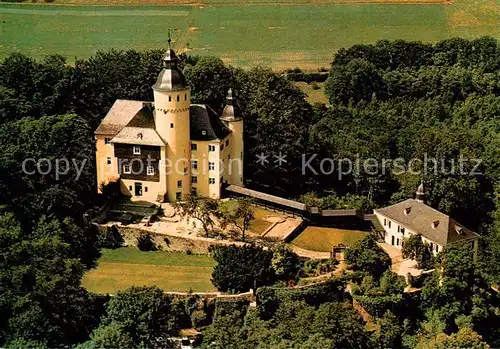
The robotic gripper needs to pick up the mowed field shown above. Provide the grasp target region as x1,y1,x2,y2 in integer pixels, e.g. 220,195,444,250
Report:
82,247,216,294
291,226,367,252
0,0,499,69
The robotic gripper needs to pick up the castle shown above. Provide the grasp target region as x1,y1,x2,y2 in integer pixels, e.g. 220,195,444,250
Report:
94,45,244,202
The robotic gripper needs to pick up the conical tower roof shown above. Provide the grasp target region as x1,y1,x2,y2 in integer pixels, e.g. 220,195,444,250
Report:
221,88,243,121
152,38,188,92
415,180,427,203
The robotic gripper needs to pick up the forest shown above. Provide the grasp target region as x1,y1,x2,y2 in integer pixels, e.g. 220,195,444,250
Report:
0,37,500,347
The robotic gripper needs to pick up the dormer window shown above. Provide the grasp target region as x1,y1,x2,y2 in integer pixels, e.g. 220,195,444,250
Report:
133,146,141,155
455,225,464,235
105,137,112,145
404,207,411,215
432,220,439,229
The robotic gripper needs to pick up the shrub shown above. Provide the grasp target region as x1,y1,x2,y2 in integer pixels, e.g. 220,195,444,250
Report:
136,233,157,251
213,299,249,322
345,235,391,278
210,244,276,293
191,310,208,328
99,225,124,249
256,279,345,319
354,294,403,318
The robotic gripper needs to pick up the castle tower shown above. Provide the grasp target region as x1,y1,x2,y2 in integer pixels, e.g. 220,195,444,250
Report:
152,41,191,201
415,180,427,203
221,89,244,186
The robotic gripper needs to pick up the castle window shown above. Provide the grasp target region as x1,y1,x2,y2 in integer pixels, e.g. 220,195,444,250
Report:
191,160,198,170
185,94,187,101
106,157,111,165
184,167,188,175
388,221,392,228
209,178,215,184
209,145,215,152
209,162,215,171
105,137,112,145
169,96,172,102
170,123,174,128
177,95,180,102
191,176,198,184
226,139,229,146
133,146,141,155
147,166,154,176
145,187,148,192
228,154,230,160
176,192,182,201
123,165,131,174
191,144,197,151
384,218,387,226
129,185,132,191
177,180,182,188
220,144,224,151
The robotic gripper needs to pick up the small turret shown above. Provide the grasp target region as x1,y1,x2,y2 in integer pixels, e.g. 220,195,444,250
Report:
221,88,243,121
415,180,427,203
152,35,187,92
221,89,244,186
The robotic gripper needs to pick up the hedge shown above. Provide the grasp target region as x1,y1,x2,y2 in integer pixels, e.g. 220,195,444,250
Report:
256,279,345,319
213,299,250,322
285,72,329,83
353,293,403,318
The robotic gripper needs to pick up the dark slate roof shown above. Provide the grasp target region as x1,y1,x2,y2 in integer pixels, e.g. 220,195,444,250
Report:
221,88,243,121
190,104,231,141
374,199,479,246
152,48,188,92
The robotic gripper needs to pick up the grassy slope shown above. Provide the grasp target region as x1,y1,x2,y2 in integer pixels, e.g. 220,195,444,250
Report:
82,247,216,293
292,226,367,252
0,1,499,68
295,82,329,104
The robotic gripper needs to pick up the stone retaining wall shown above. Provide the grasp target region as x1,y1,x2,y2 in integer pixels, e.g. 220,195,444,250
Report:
115,225,243,254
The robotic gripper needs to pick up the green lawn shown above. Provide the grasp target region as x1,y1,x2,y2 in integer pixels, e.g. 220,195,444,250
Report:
292,226,367,252
295,82,329,105
1,1,499,69
82,247,216,294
